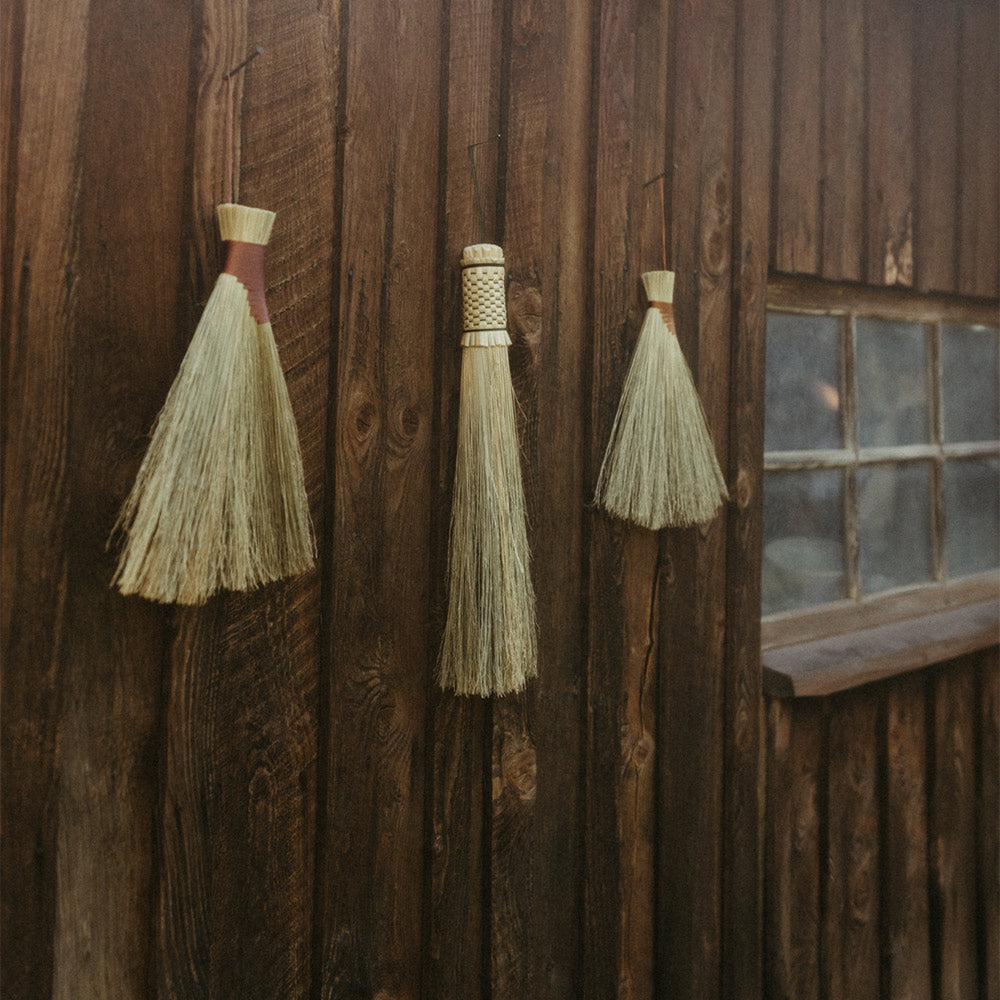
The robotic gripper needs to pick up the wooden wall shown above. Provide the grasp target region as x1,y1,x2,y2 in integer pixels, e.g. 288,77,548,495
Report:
765,650,1000,1000
1,2,996,1000
772,0,999,296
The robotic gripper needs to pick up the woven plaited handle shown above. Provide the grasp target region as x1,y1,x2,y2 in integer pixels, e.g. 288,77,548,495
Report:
461,244,511,347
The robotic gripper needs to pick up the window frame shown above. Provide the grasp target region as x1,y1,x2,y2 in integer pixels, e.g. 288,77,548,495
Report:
761,276,999,694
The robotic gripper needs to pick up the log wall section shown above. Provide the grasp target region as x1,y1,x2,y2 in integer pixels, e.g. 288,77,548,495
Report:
2,0,996,998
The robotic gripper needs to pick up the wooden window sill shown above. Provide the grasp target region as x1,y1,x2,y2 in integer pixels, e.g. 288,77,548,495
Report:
763,599,999,698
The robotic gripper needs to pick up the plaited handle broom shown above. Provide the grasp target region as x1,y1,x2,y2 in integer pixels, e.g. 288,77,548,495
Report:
110,48,314,604
438,242,538,696
594,176,728,528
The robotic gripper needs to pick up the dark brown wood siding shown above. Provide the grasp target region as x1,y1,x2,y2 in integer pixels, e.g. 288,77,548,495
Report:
765,651,999,1000
2,1,996,999
771,0,999,295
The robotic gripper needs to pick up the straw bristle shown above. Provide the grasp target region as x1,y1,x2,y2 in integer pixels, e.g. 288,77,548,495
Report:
439,347,538,696
595,303,728,529
110,273,314,604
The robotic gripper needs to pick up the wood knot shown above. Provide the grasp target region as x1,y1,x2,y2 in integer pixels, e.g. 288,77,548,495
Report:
735,467,754,510
501,739,536,803
353,400,377,439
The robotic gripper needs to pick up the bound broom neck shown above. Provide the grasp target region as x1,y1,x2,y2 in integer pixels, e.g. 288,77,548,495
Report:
217,203,275,325
642,268,675,325
220,48,272,325
460,243,512,348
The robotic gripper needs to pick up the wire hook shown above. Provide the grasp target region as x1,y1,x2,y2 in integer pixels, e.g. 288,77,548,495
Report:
224,45,264,205
643,172,668,271
467,134,501,244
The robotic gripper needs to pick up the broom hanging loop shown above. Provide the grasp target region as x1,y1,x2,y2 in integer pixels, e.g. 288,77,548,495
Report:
224,45,264,206
467,134,501,243
643,171,668,271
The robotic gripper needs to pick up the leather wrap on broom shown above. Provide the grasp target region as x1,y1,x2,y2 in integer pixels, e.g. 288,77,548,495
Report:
439,244,537,696
110,204,314,604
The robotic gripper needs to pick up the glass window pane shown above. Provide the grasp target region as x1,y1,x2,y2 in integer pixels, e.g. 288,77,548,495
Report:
762,469,846,615
942,324,999,443
858,462,933,594
944,457,1000,576
856,319,930,447
765,311,842,452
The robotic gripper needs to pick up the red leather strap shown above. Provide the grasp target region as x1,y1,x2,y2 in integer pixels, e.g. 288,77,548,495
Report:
649,300,674,325
224,240,269,324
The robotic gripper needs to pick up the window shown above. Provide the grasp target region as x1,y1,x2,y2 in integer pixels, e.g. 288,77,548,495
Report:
761,277,999,668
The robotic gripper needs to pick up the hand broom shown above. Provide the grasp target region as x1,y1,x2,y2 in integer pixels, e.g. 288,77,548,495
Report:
109,48,314,604
594,178,728,529
438,243,537,696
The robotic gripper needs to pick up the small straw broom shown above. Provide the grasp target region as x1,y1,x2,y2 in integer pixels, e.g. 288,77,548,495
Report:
109,48,314,604
594,267,728,528
438,243,537,696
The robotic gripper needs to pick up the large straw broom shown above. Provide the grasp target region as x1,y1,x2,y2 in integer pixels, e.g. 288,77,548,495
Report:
595,269,728,529
439,244,537,696
109,200,314,604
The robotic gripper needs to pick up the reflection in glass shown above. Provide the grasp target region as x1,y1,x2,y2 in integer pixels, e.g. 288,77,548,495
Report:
944,457,1000,576
856,319,929,447
858,462,933,594
765,311,842,452
942,324,1000,443
762,469,845,615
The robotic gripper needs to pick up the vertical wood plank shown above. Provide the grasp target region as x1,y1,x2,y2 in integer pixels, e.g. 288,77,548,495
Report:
585,1,667,997
957,3,1000,298
724,0,775,994
764,698,823,1000
158,4,335,997
425,0,503,995
0,0,24,329
1,2,92,995
865,0,914,287
820,0,865,282
913,4,958,294
319,0,439,994
492,0,591,996
884,673,931,1000
930,658,979,1000
657,2,735,998
52,2,192,998
826,693,880,1000
773,0,822,275
978,649,1000,1000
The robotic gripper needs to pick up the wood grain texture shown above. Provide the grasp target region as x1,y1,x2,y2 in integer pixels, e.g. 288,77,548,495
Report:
978,649,1000,1000
825,692,880,1000
724,0,774,995
424,0,503,994
585,0,667,995
158,3,334,997
772,0,821,275
957,3,1000,298
913,3,958,294
53,1,192,997
884,673,931,1000
492,1,591,996
763,698,823,1000
820,0,864,282
865,0,914,287
1,1,94,994
5,5,999,1000
657,2,735,997
319,0,439,995
930,657,979,1000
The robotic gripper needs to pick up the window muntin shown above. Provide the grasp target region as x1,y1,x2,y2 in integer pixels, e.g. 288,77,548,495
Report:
762,284,999,624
